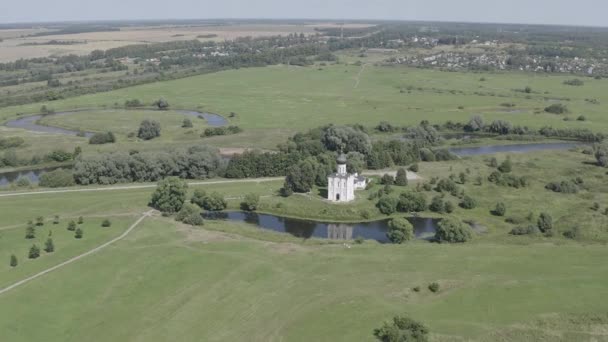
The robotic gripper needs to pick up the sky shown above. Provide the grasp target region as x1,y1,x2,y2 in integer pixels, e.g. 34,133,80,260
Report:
1,0,605,27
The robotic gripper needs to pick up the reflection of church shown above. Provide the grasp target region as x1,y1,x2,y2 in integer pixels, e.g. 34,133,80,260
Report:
327,154,366,202
327,224,353,240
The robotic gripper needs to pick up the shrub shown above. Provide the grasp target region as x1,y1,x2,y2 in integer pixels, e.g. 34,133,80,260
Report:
409,163,419,172
563,79,584,86
493,202,507,216
36,216,44,226
537,212,553,236
241,193,260,211
498,158,512,173
387,217,414,244
510,225,539,236
377,196,398,215
202,126,243,137
9,254,17,267
429,195,445,213
412,286,421,292
89,131,116,144
154,98,169,110
381,174,395,185
77,216,84,224
397,192,427,212
53,215,60,224
459,195,477,209
435,178,458,194
435,217,473,243
137,119,161,140
395,168,408,186
67,220,77,231
176,203,204,226
101,219,112,227
544,103,569,114
428,282,440,293
182,118,193,128
44,238,54,253
149,177,188,213
28,244,41,259
124,99,142,108
545,180,579,194
39,169,75,188
577,115,587,121
25,225,36,239
354,236,365,244
201,192,227,211
373,315,429,342
75,228,83,239
15,177,31,187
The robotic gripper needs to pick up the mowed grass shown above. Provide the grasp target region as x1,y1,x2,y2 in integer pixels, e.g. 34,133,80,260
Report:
0,217,608,341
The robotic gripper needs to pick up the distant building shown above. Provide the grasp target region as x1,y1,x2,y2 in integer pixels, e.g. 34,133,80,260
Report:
327,154,366,202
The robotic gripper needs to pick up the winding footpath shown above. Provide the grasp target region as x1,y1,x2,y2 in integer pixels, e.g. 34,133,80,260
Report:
0,210,154,296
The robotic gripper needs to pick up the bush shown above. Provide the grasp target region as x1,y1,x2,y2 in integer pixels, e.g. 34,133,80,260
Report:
9,254,17,267
201,192,227,211
509,225,539,236
149,177,188,213
182,118,193,128
101,219,112,227
444,201,455,213
175,203,204,226
577,115,587,121
537,212,553,236
39,169,75,188
428,282,440,293
498,158,512,173
124,99,142,108
381,174,395,185
89,131,116,144
78,216,84,224
377,196,398,215
202,126,243,137
241,193,260,211
67,220,77,231
563,79,584,86
154,98,169,110
459,195,477,209
15,177,31,187
138,119,161,140
397,192,427,212
409,163,419,172
28,244,41,259
429,195,445,213
46,150,73,162
387,217,414,243
544,103,569,114
44,238,54,253
373,315,429,342
75,228,83,239
0,136,25,150
435,178,458,194
545,180,579,194
36,216,44,226
435,217,473,243
25,225,36,239
493,202,506,216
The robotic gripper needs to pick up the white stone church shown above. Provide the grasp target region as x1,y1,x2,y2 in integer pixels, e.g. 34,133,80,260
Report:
327,154,367,202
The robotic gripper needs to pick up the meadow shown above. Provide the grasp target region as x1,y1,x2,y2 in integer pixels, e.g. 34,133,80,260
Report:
1,197,608,341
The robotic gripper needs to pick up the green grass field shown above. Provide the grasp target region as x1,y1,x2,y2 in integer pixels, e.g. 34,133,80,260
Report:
2,63,607,152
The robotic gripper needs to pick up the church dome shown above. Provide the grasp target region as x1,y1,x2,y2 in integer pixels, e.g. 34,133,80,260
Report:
337,153,347,164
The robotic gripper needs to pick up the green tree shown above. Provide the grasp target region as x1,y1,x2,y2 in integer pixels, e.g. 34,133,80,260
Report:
191,189,207,207
77,216,84,224
381,174,395,185
101,219,112,227
395,168,408,186
137,119,161,140
397,192,427,212
10,254,18,267
28,244,41,259
429,195,445,213
377,196,398,215
459,195,477,209
175,203,204,226
149,177,188,213
537,212,553,236
202,192,227,211
53,215,60,224
75,228,83,239
493,202,506,216
25,224,36,239
44,238,55,253
428,282,440,293
154,98,169,110
36,216,44,226
444,201,455,213
435,217,473,243
241,193,260,211
182,118,193,128
283,161,315,193
498,157,512,173
387,217,414,243
67,220,77,231
373,315,429,342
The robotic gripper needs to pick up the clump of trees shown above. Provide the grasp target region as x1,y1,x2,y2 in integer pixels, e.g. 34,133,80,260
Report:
434,217,473,243
138,119,161,140
397,192,427,213
387,217,414,243
395,168,408,186
73,145,222,185
487,171,528,188
202,126,243,137
39,169,75,188
373,315,429,342
241,193,260,211
89,131,116,144
459,195,477,209
149,177,188,213
190,190,227,211
545,179,582,193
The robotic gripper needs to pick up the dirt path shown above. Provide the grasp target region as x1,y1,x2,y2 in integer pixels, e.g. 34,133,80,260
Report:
0,177,283,198
353,63,369,89
0,210,154,296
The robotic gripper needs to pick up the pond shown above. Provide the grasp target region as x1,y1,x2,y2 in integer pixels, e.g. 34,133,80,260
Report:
5,109,228,136
203,211,440,243
449,142,579,156
0,166,69,187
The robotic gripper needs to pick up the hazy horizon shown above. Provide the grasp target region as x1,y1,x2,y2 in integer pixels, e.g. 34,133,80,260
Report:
1,0,605,27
